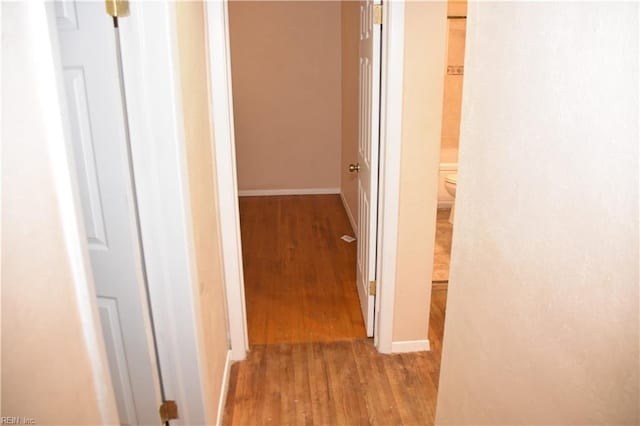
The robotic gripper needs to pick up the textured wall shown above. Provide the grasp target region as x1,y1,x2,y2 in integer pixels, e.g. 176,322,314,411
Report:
229,1,342,192
437,2,639,424
175,2,231,423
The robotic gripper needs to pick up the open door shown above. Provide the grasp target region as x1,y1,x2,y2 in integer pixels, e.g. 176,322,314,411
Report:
53,2,163,424
354,0,382,337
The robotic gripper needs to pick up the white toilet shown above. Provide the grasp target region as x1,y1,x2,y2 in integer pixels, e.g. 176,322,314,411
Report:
444,174,457,224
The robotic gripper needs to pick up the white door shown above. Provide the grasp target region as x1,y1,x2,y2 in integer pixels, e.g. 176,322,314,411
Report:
355,0,382,337
54,2,162,424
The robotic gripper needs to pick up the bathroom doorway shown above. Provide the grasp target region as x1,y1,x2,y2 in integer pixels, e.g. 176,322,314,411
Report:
428,0,468,388
432,5,467,289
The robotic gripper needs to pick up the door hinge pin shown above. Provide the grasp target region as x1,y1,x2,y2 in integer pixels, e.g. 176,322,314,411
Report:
373,5,383,25
369,280,377,296
105,0,130,18
159,400,178,424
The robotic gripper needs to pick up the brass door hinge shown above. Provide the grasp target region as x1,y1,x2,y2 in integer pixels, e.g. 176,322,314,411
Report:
105,0,129,18
373,4,383,25
159,400,178,424
369,280,376,296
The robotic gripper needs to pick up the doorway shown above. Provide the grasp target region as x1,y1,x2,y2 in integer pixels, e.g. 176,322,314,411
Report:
206,0,406,357
430,0,467,357
226,0,381,346
432,5,467,288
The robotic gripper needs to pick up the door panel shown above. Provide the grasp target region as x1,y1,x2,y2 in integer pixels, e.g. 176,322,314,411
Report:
356,0,381,336
55,0,79,30
63,68,109,249
98,297,138,426
54,2,162,424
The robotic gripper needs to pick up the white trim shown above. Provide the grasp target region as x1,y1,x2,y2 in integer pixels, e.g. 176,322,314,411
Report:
239,187,340,197
340,192,358,235
391,339,431,353
205,0,249,361
374,0,405,354
118,2,208,423
40,3,119,422
215,351,233,426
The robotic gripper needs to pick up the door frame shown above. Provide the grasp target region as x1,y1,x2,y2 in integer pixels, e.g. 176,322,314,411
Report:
205,0,406,357
47,1,210,423
117,3,210,423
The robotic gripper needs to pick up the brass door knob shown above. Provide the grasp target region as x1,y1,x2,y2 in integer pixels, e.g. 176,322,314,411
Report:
349,163,360,173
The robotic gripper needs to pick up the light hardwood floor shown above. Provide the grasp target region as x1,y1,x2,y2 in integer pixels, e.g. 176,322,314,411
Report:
239,195,366,345
432,208,453,283
223,287,448,425
230,195,449,424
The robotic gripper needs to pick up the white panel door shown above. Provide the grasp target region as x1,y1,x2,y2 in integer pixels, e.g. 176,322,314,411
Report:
356,0,382,336
54,2,162,425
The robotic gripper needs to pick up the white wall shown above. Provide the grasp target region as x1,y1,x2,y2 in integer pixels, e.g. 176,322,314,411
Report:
437,2,639,424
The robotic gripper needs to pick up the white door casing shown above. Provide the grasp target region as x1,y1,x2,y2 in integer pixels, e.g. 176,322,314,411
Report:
54,2,163,424
372,0,405,353
356,0,382,337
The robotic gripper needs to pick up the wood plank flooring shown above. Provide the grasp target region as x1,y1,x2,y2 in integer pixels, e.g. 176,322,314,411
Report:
231,195,449,424
239,195,366,345
223,287,448,425
432,208,453,283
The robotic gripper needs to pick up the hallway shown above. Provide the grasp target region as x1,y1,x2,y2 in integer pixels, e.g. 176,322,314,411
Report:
239,195,366,345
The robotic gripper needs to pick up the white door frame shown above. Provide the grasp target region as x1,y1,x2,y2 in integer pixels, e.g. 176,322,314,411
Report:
48,1,210,424
205,0,250,361
117,3,210,423
373,0,405,353
205,0,406,356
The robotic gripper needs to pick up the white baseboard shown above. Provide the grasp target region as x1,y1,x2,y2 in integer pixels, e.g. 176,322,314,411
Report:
391,339,431,353
215,350,232,426
237,187,340,197
339,192,358,235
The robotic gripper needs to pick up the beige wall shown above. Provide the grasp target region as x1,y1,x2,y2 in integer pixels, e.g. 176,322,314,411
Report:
392,1,447,342
340,0,360,229
437,2,639,424
1,3,117,423
175,2,230,423
228,1,342,192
